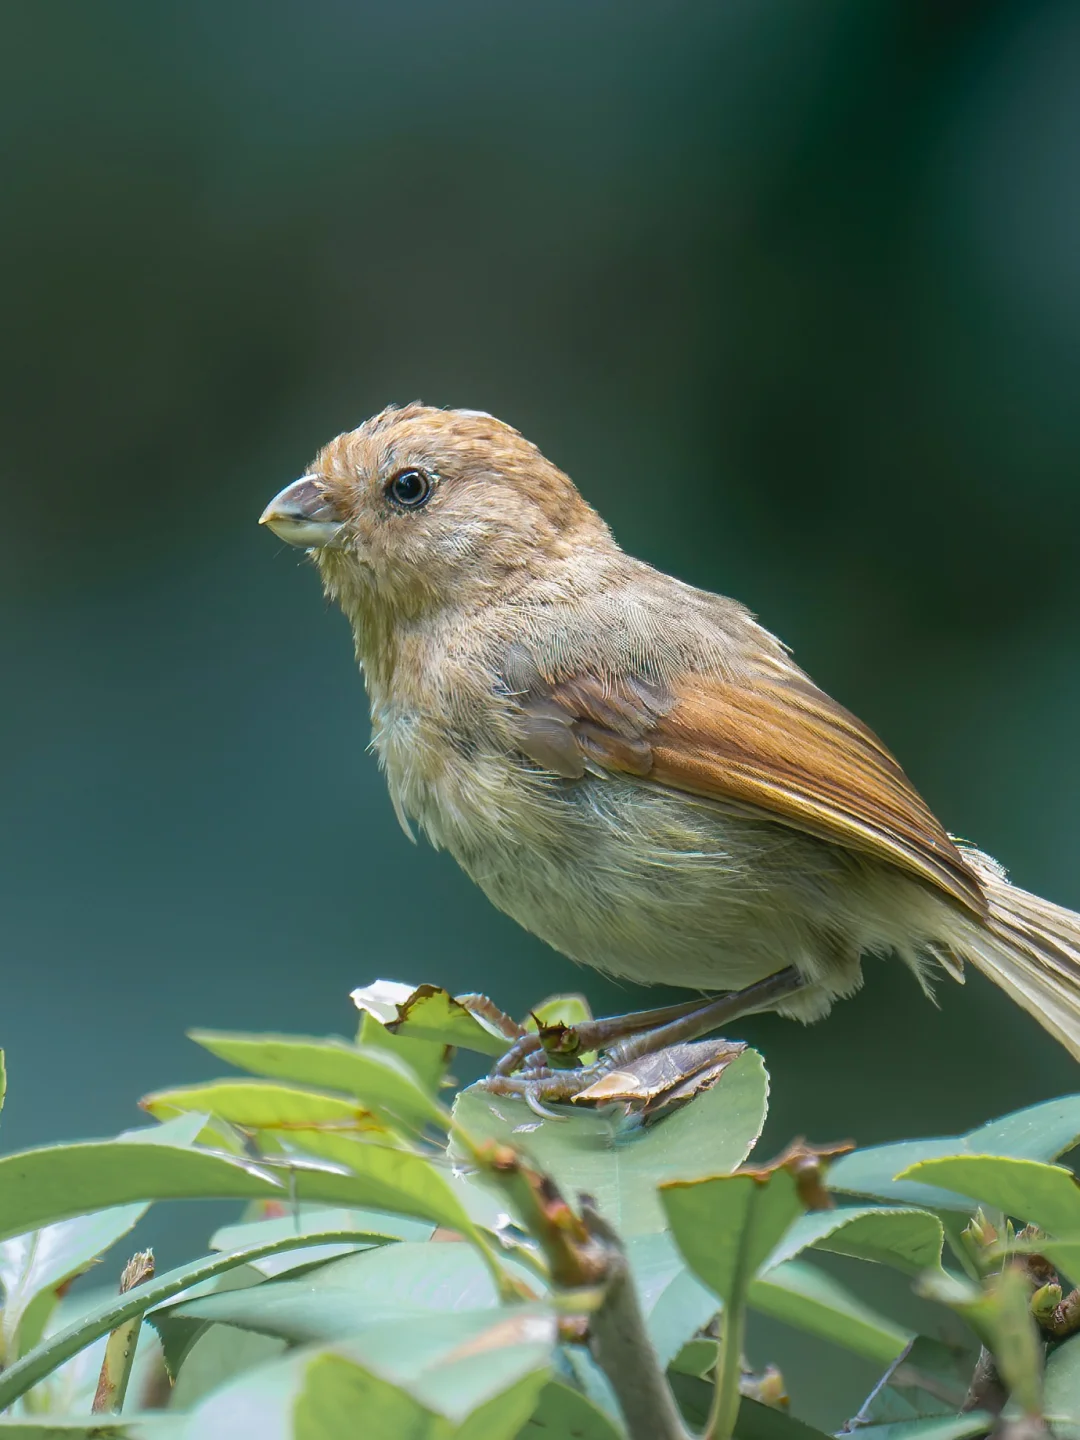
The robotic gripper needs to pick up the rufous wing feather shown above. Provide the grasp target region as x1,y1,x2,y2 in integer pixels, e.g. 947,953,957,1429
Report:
513,660,987,916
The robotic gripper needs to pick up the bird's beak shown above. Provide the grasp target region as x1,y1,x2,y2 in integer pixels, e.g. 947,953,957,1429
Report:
259,476,345,548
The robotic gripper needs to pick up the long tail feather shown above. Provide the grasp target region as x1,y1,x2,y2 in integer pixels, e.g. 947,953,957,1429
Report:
960,849,1080,1061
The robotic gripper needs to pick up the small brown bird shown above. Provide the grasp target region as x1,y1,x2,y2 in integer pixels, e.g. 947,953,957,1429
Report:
261,404,1080,1083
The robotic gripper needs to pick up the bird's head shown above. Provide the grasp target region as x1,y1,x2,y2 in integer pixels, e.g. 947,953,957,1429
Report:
260,405,611,630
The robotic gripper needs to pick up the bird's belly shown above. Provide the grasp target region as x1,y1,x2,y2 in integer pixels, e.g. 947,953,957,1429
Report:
432,771,858,993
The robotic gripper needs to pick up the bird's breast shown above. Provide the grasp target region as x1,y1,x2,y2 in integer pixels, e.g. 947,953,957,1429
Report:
368,690,550,855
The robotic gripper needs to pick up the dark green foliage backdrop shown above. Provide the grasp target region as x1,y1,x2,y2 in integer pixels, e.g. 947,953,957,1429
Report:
0,0,1077,1281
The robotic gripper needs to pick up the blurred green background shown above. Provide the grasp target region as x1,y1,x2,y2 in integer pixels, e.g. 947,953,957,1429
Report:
1,0,1078,1415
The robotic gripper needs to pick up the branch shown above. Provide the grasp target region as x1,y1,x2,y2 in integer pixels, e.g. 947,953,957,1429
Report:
581,1201,692,1440
92,1249,154,1414
471,1140,690,1440
961,1346,1007,1417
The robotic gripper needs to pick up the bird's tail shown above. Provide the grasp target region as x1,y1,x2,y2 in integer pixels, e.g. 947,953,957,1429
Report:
959,849,1080,1062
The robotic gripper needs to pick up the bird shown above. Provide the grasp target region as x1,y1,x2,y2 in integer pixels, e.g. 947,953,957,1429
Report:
260,403,1080,1087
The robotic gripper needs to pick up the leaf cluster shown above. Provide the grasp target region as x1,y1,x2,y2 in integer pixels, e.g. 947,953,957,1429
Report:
0,985,1074,1437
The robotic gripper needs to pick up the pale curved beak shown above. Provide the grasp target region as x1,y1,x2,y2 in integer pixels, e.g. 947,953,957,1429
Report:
259,476,345,548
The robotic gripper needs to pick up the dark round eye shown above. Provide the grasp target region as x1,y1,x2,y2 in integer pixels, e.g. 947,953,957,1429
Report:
386,468,433,509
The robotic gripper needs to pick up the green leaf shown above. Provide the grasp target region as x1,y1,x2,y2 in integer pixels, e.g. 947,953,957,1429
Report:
168,1348,304,1437
115,1114,211,1149
153,1259,267,1384
985,1268,1044,1419
668,1336,719,1377
294,1344,548,1440
452,1048,769,1235
558,1348,621,1423
170,1324,287,1410
967,1095,1080,1162
624,1232,718,1371
763,1206,945,1276
35,1127,469,1247
839,1419,993,1440
163,1243,517,1343
525,994,592,1030
262,1133,481,1235
164,1284,410,1347
337,1313,553,1422
748,1260,911,1364
851,1335,977,1423
0,1226,400,1411
661,1157,809,1440
916,1267,1042,1418
295,1353,453,1439
211,1208,432,1253
351,981,455,1094
1044,1330,1080,1440
896,1156,1080,1235
665,1380,831,1440
454,1375,551,1440
381,986,513,1058
208,1208,415,1277
0,1421,184,1437
313,1242,521,1308
519,1379,624,1438
732,1397,832,1439
660,1163,804,1304
181,1310,554,1439
0,1205,148,1360
357,1013,449,1095
141,1080,400,1140
164,1249,541,1347
0,1141,282,1244
829,1095,1080,1210
188,1031,447,1132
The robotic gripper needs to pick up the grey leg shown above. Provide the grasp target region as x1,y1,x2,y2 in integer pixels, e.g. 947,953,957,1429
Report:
483,967,804,1104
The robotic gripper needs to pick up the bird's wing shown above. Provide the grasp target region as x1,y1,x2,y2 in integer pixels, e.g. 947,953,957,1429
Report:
510,659,987,916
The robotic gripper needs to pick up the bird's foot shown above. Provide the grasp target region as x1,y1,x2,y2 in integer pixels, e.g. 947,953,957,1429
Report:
479,966,805,1116
489,995,711,1078
479,1035,749,1120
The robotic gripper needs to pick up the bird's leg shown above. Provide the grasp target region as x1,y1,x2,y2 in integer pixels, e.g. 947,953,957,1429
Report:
596,965,803,1068
491,996,715,1077
482,966,804,1104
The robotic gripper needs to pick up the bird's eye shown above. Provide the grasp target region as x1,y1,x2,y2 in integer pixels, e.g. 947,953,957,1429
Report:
386,468,433,509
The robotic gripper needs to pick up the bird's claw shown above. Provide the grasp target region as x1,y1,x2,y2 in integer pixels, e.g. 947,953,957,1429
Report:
479,1034,750,1119
491,1030,545,1077
475,1058,613,1108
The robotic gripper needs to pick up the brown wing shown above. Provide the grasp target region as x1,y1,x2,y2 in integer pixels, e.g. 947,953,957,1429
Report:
511,661,987,916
